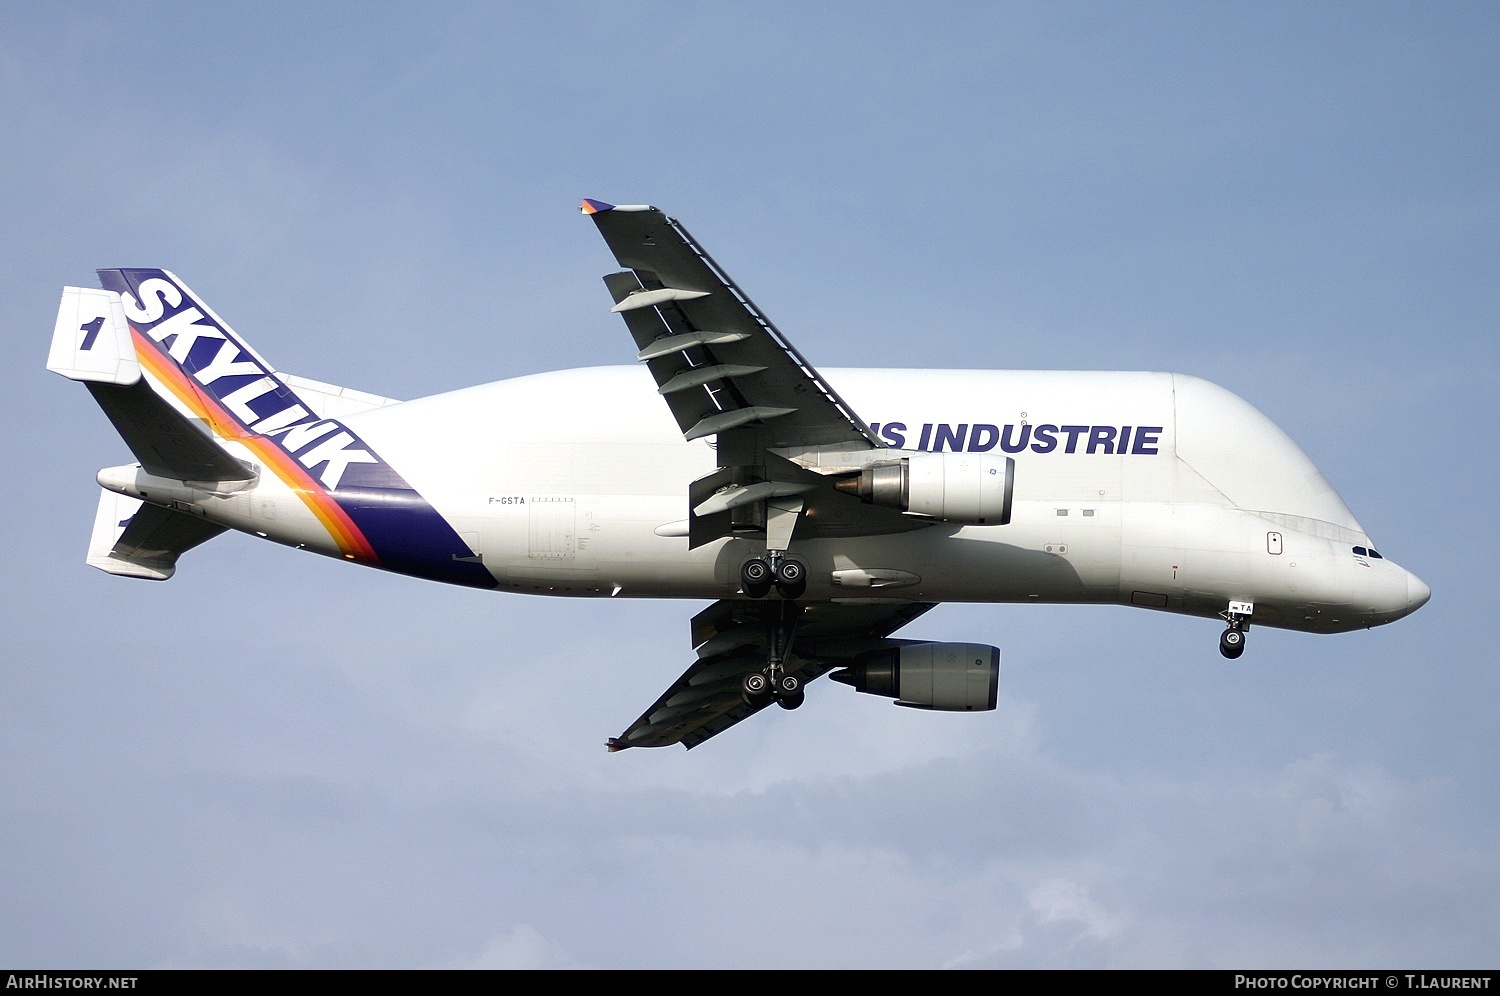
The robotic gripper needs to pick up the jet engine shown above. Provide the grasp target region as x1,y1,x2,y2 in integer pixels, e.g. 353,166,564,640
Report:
835,453,1014,524
830,642,1000,711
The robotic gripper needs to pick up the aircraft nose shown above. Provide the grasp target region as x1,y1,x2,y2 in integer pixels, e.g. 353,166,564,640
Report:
1406,571,1432,614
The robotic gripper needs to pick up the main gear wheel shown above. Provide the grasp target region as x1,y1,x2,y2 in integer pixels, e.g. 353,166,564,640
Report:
774,558,806,599
740,557,773,599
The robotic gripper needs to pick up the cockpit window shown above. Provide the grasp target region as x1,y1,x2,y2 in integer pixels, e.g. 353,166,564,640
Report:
1353,546,1367,556
1369,549,1383,559
1353,546,1385,560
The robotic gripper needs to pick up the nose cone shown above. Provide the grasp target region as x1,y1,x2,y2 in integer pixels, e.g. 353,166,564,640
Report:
1406,571,1432,614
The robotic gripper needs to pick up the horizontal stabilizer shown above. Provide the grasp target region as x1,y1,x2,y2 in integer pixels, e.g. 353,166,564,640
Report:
47,287,140,386
86,489,226,581
86,380,254,484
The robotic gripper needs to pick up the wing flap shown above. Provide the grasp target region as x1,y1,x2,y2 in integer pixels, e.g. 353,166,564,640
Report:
611,287,710,312
658,363,768,395
683,405,798,441
637,330,750,361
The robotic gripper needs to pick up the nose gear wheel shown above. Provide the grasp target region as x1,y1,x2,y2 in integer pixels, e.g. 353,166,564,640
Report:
1218,601,1252,659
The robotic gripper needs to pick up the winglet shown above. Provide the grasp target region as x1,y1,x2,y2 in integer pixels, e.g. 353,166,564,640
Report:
581,199,655,215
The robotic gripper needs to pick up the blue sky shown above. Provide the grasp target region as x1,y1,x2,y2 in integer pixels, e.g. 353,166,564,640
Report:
3,2,1497,967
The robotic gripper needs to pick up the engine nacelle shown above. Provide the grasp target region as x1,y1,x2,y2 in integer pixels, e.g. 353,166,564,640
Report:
830,642,1000,711
836,452,1014,524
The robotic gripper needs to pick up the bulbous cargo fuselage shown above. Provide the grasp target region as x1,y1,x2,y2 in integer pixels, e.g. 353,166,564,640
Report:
180,364,1422,636
57,242,1430,750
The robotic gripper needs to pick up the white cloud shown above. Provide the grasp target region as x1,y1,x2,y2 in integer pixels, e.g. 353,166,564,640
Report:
445,925,584,970
1028,877,1123,941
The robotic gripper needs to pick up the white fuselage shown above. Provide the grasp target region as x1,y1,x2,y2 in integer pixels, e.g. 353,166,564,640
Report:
117,365,1427,635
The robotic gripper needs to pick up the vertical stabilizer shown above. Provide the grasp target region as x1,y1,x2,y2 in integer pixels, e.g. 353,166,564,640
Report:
50,268,497,588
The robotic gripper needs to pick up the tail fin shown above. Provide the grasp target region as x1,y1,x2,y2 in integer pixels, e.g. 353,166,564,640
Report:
90,269,398,445
49,277,255,486
53,269,496,587
95,268,298,440
49,277,252,578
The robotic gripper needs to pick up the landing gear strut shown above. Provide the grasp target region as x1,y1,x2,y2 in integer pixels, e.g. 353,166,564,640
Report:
1219,600,1253,659
737,497,808,706
741,602,805,710
739,495,807,600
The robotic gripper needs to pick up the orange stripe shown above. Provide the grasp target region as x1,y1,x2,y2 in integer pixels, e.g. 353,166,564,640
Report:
131,329,379,562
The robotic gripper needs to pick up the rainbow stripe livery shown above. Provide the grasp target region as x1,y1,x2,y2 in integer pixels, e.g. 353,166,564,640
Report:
86,269,494,587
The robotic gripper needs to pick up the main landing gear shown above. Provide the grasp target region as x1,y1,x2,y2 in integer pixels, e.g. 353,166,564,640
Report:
739,552,806,600
742,669,804,710
740,496,807,600
741,601,806,711
1219,600,1253,659
739,497,808,707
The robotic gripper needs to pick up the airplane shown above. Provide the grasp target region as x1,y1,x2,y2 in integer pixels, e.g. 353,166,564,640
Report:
47,199,1431,750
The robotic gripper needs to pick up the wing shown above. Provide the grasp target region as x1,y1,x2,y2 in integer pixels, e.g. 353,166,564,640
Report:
583,200,929,547
584,199,876,449
607,599,935,751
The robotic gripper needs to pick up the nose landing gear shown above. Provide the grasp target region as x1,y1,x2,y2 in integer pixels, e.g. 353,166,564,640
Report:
1219,600,1253,659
